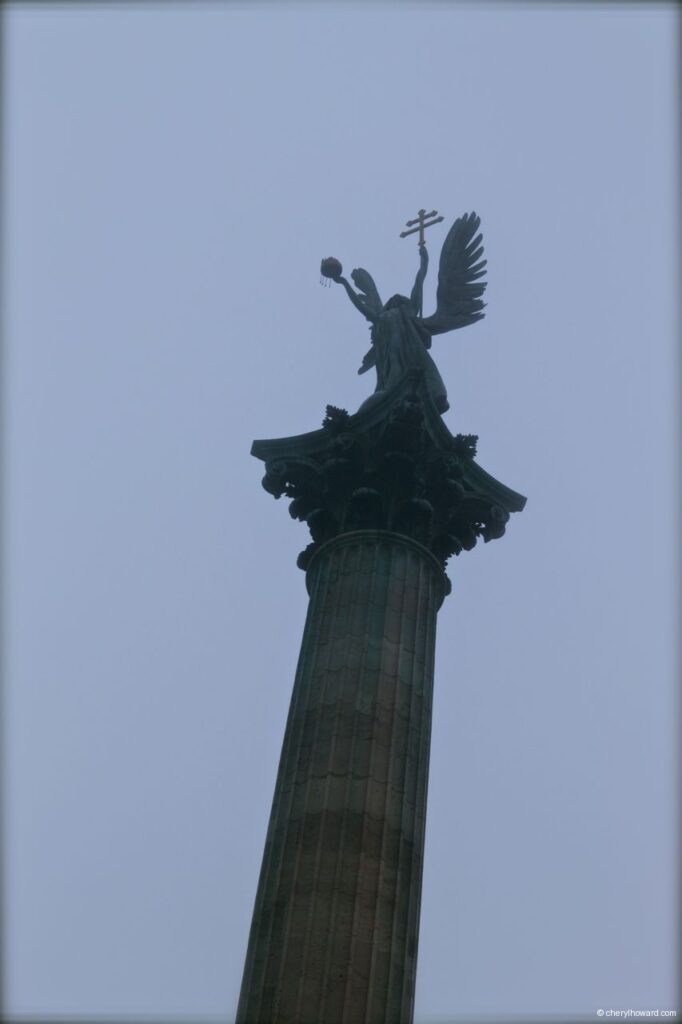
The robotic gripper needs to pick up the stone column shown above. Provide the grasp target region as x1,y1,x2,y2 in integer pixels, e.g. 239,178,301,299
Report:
238,374,525,1024
236,531,445,1024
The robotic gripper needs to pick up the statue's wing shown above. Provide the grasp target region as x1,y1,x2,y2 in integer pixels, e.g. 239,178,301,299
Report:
353,271,379,375
357,346,375,375
421,212,487,336
351,268,383,316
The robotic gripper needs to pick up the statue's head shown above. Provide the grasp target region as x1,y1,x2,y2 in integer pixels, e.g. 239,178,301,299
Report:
383,294,410,311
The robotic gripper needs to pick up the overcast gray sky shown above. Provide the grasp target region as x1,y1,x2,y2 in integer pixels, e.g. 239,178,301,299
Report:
4,3,678,1021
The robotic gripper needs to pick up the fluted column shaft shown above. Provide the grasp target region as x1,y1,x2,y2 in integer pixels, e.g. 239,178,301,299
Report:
236,530,445,1024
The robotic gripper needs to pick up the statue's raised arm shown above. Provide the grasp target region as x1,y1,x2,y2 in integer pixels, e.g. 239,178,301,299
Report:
410,244,428,319
341,268,382,324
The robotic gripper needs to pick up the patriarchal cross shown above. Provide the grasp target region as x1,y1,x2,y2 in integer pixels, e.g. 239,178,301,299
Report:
399,207,444,246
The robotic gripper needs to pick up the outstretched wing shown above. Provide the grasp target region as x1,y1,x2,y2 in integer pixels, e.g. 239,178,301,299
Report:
349,268,381,374
421,212,487,336
351,268,383,317
357,345,375,375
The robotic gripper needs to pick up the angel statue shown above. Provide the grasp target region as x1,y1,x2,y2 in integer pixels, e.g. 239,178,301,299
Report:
320,212,487,415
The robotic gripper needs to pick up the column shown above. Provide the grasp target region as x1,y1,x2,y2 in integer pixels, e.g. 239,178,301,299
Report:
236,530,445,1024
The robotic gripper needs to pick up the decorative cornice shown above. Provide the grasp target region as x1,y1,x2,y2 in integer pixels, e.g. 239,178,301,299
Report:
251,370,526,595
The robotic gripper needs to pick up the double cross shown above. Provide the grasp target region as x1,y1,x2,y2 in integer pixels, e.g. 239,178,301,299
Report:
399,208,444,247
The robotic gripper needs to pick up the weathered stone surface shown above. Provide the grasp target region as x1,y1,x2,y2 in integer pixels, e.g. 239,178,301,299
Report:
238,373,525,1023
236,532,444,1024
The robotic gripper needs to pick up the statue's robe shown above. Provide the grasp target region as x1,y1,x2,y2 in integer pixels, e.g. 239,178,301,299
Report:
368,302,449,413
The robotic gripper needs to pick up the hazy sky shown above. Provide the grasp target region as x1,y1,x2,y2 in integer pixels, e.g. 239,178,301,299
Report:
4,3,678,1022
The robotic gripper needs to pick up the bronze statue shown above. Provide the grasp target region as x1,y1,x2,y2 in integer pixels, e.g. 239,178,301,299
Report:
321,211,487,414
